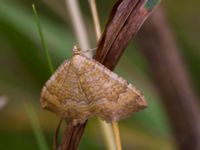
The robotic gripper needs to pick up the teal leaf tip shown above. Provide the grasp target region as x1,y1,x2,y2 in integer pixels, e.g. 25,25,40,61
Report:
145,0,161,10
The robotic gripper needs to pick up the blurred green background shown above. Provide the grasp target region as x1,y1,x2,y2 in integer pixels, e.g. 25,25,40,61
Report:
0,0,199,149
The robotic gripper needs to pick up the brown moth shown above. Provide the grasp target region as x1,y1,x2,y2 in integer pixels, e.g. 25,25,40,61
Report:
40,46,147,125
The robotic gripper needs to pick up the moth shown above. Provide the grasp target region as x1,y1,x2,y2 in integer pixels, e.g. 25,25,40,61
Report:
40,46,147,125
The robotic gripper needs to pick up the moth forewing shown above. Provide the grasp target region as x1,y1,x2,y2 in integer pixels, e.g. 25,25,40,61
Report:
40,49,147,125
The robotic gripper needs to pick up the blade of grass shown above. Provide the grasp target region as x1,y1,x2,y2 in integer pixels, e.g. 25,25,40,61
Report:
29,4,54,150
65,0,91,57
24,102,49,150
112,122,122,150
32,4,54,74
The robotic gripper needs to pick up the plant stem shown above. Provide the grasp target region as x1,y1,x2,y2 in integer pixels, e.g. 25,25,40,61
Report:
112,122,122,150
88,0,101,40
98,121,116,150
64,0,91,57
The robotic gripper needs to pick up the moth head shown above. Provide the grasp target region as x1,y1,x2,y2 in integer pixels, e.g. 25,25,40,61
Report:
73,45,82,55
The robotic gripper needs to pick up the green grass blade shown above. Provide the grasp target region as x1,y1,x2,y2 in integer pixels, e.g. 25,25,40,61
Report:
24,102,49,150
32,4,54,74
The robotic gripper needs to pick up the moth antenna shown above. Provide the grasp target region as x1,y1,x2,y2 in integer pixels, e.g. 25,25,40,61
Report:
88,47,97,54
73,46,97,56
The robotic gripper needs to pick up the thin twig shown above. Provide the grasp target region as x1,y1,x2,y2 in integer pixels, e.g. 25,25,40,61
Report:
88,0,101,40
112,122,122,150
99,122,116,150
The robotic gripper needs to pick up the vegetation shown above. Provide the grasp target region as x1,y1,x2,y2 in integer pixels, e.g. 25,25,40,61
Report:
0,0,199,149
